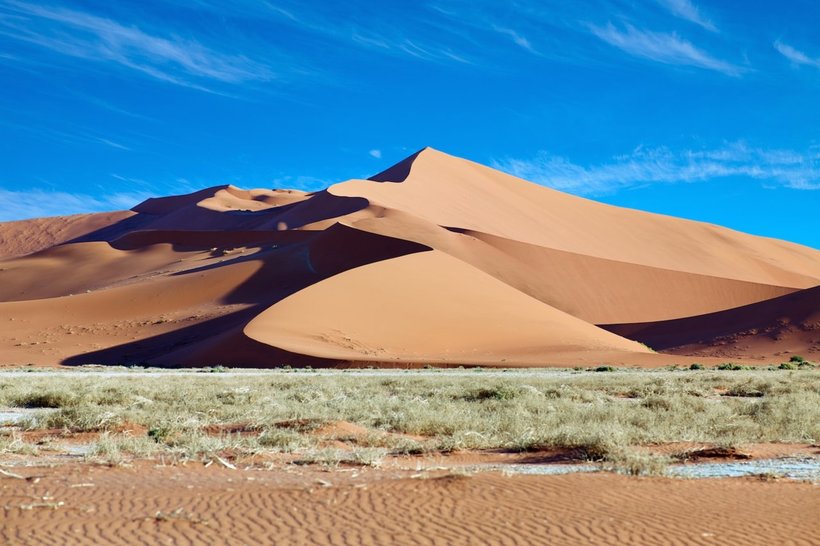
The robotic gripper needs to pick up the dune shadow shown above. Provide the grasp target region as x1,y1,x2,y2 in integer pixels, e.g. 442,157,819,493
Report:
67,189,370,249
61,225,431,368
368,147,425,183
60,306,335,368
601,286,820,351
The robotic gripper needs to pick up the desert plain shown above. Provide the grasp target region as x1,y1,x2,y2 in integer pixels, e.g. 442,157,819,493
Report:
1,149,819,545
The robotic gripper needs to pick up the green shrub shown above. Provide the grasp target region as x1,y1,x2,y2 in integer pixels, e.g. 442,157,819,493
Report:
689,363,705,370
789,355,805,363
460,385,521,401
716,363,744,371
13,391,75,408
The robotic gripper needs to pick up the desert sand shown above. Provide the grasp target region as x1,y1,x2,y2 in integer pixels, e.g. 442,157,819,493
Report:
1,462,816,546
1,148,818,367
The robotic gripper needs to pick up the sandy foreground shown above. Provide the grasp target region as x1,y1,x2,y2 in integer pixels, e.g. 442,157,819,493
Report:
1,461,817,546
1,369,817,544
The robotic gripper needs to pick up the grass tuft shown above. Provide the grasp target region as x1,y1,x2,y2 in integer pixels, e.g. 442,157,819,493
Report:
0,369,816,463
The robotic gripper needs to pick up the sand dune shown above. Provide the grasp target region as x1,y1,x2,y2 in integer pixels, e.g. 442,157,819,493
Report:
345,209,797,324
331,148,820,287
1,147,818,367
0,242,196,302
0,211,133,259
244,251,649,364
603,286,820,360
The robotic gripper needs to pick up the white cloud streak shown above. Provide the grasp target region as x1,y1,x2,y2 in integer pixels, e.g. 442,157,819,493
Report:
0,188,153,221
493,143,820,195
656,0,717,32
492,26,537,53
369,149,382,159
0,118,134,151
774,41,820,69
590,22,741,75
0,1,275,90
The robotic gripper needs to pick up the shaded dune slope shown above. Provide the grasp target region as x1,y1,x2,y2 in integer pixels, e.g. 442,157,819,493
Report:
1,147,818,367
603,286,820,360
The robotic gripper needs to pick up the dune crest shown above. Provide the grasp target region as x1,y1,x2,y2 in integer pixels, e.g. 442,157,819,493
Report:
1,148,818,367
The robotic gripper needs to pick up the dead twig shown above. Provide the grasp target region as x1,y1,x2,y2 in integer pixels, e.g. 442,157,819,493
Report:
0,467,25,480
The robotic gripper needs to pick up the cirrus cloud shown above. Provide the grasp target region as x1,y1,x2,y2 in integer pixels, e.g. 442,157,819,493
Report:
590,22,741,75
493,143,820,195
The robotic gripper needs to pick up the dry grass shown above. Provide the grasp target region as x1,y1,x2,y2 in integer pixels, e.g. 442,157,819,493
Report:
1,368,817,474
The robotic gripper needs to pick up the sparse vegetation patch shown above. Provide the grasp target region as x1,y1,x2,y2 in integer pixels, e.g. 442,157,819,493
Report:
0,369,817,468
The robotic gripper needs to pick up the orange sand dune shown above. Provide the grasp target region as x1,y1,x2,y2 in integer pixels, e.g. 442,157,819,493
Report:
603,285,820,360
345,208,797,324
0,225,427,367
1,147,818,367
0,210,133,259
0,242,197,302
244,251,649,365
128,185,366,233
332,148,820,287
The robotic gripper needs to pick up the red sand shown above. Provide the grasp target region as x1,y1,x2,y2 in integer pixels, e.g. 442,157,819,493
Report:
1,148,818,367
0,462,816,545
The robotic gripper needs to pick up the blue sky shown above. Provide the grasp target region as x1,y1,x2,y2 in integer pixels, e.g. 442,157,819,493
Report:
0,0,818,248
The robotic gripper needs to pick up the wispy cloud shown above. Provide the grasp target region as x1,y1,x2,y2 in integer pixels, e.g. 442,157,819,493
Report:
0,1,276,91
94,137,130,151
590,22,741,75
493,143,820,195
492,26,537,53
774,41,820,69
256,2,474,65
0,188,153,221
0,117,133,151
369,149,382,159
110,173,150,186
655,0,717,32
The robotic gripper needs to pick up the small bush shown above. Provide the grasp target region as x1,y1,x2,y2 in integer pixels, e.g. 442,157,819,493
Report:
789,355,805,363
724,385,764,398
641,395,675,410
593,366,616,373
38,407,120,432
461,385,520,401
778,362,796,370
605,448,671,476
13,391,75,409
257,428,307,451
716,363,744,371
148,426,176,444
689,363,705,370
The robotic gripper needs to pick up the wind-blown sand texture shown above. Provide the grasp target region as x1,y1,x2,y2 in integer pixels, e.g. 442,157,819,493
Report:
1,148,818,367
1,463,816,546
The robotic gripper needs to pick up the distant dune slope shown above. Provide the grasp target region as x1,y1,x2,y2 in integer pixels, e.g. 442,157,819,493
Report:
0,211,134,259
1,147,818,367
603,286,820,360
